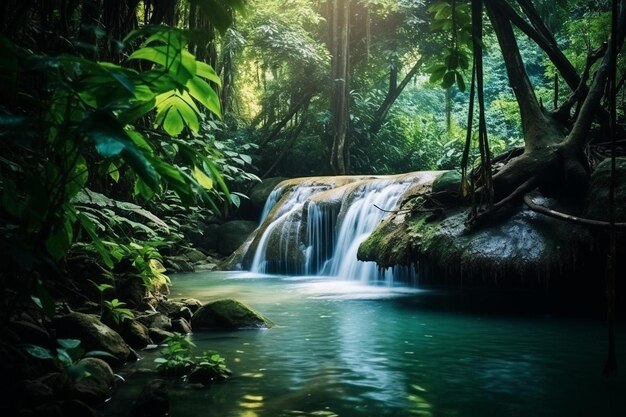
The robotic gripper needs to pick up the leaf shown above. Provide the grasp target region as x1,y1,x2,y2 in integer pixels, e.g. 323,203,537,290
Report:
108,162,120,183
456,72,466,92
441,71,456,89
85,350,118,360
198,0,233,34
57,339,81,349
186,76,221,118
193,166,214,190
428,65,447,83
25,345,55,360
196,61,222,86
149,259,167,274
230,193,241,208
155,91,201,136
34,280,56,318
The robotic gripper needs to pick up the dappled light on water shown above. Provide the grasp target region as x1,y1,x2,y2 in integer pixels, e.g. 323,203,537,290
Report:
104,272,626,417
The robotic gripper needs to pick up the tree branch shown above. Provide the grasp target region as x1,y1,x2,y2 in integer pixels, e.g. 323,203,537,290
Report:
258,92,314,147
524,194,626,229
369,58,423,134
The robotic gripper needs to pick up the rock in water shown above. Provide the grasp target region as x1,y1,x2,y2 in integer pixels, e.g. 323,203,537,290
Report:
55,312,132,366
191,299,273,329
73,358,115,404
131,379,169,417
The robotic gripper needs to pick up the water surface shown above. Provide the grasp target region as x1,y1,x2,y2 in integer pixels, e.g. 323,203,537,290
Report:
103,272,626,417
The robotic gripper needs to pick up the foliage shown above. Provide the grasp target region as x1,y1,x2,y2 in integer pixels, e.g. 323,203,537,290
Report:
194,350,232,382
154,333,197,377
24,338,116,382
103,298,135,325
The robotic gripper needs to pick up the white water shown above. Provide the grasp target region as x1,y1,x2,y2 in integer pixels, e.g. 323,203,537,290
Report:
248,178,416,282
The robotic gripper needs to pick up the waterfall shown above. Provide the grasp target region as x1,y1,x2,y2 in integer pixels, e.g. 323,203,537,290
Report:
320,181,410,282
240,174,428,283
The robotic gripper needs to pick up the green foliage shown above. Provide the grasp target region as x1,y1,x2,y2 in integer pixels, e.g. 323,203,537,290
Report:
24,339,116,382
194,351,232,382
154,333,197,377
104,298,135,325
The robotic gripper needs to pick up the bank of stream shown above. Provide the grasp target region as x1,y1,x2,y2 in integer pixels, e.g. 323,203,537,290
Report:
102,271,626,417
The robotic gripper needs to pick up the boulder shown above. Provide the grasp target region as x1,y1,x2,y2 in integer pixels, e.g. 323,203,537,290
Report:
163,256,194,272
10,319,51,346
171,306,193,322
116,276,145,308
73,358,114,404
149,328,174,344
249,177,287,212
191,299,273,330
136,312,172,332
431,170,462,204
119,319,152,349
187,222,219,252
217,221,258,255
155,300,184,318
171,318,192,334
131,379,169,417
178,298,203,314
54,313,132,366
184,248,208,263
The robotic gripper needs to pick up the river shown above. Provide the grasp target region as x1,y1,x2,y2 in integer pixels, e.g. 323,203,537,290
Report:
102,271,626,417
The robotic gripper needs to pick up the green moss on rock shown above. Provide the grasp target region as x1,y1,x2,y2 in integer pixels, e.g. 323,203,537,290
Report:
191,298,273,329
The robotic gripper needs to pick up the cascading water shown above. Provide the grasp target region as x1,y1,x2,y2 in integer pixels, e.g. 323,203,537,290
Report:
244,175,423,282
320,181,410,282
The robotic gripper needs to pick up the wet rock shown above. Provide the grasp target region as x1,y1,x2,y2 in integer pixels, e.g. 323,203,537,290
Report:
178,298,203,313
73,358,114,404
187,365,231,386
149,328,174,344
131,379,169,417
217,220,258,255
249,177,287,211
171,318,192,334
116,276,145,308
187,222,219,252
16,379,54,407
136,312,172,332
191,298,273,330
184,248,208,263
155,300,184,318
431,170,462,204
171,306,193,321
54,313,132,366
119,319,152,349
195,262,218,271
163,256,194,272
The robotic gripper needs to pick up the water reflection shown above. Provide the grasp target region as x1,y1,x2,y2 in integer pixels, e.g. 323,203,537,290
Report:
102,273,626,417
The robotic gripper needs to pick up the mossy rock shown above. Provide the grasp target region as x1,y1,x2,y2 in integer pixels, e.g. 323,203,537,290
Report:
191,298,273,330
249,177,287,210
583,157,626,222
217,220,258,255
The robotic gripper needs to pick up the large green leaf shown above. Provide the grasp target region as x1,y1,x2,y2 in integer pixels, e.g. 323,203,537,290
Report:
186,76,221,118
155,91,201,136
196,61,222,86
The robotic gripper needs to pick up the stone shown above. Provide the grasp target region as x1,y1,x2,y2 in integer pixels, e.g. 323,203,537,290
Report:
179,298,203,313
163,256,194,272
72,358,114,404
54,313,132,366
131,379,169,417
184,247,208,263
119,319,152,349
187,365,231,386
249,177,287,212
136,312,172,331
431,170,462,204
191,298,273,330
116,276,145,308
16,379,54,407
149,328,174,344
195,263,218,271
171,306,193,321
171,318,192,334
187,223,219,251
155,300,184,317
217,220,258,255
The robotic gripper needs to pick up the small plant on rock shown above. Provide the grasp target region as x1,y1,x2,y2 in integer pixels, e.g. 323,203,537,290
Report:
189,351,232,385
104,298,135,325
154,333,196,377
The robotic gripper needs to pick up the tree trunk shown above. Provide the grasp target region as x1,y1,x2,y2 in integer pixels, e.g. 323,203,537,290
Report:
330,0,351,174
473,0,626,211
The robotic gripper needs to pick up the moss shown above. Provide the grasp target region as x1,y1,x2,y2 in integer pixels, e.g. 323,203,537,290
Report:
191,299,273,329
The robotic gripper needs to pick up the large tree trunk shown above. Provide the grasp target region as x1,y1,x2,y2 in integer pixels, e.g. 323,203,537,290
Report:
329,0,351,174
474,0,626,211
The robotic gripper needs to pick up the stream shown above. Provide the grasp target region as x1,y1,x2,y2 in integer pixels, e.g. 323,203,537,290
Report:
102,271,626,417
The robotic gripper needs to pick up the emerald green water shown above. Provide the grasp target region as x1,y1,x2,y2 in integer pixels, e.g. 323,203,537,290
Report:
102,272,626,417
